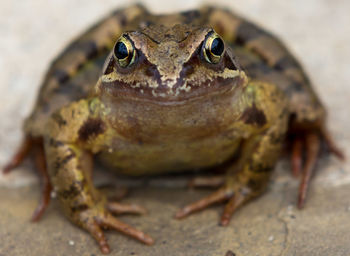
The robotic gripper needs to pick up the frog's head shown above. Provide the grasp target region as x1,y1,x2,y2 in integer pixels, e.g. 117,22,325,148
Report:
97,24,248,139
98,24,247,103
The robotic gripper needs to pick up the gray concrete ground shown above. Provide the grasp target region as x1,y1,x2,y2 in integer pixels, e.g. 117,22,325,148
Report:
0,1,350,255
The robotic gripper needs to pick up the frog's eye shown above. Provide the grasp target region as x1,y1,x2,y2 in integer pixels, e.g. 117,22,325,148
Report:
202,33,225,64
113,36,136,68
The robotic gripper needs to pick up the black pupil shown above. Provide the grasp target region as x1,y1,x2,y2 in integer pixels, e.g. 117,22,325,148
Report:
210,38,224,56
115,42,129,59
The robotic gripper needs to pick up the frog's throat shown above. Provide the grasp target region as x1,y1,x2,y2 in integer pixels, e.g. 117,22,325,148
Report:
97,70,248,104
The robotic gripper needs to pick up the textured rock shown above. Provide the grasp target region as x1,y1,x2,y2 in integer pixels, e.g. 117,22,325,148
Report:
0,1,349,255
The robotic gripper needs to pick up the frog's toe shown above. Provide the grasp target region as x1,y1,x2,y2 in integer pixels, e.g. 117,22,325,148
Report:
220,191,248,226
86,221,111,254
175,187,233,219
4,135,52,222
31,141,52,222
297,132,320,208
290,132,320,208
175,185,254,225
188,175,225,188
290,127,344,209
30,183,51,222
99,213,154,245
291,137,303,177
103,187,148,215
320,127,345,160
81,209,154,254
290,127,344,180
107,201,147,215
2,135,33,174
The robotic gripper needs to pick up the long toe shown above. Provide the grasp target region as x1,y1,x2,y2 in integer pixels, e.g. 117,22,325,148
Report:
298,133,320,208
98,213,154,245
107,202,147,215
175,188,232,219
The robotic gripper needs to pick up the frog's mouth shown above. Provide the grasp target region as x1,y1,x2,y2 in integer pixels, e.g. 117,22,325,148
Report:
98,70,247,105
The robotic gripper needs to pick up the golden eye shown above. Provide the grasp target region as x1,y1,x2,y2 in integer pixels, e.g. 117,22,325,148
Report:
113,36,136,68
202,32,225,64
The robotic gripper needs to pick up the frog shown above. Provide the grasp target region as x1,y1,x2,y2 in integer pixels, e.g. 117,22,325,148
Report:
3,4,343,254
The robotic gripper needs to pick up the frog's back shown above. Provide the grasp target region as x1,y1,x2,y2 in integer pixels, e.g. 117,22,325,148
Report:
24,5,149,137
203,7,326,127
25,5,324,137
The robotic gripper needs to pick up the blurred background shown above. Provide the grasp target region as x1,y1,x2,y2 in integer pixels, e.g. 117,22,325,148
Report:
0,1,349,255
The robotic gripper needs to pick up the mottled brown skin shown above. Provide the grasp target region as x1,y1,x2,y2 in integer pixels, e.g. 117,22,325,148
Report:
3,4,343,254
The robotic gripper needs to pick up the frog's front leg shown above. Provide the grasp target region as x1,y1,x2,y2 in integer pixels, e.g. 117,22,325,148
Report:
176,134,283,226
176,81,288,226
45,98,153,254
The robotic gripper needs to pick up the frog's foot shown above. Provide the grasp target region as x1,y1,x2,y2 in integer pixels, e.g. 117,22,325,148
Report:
31,141,52,222
290,128,344,208
175,184,253,226
77,203,153,254
2,136,33,174
2,136,52,221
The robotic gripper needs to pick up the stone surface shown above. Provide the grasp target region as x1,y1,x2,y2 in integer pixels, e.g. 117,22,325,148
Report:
0,1,350,256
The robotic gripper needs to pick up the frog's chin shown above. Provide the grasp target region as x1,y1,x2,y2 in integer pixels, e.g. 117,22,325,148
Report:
99,72,246,141
98,71,247,105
